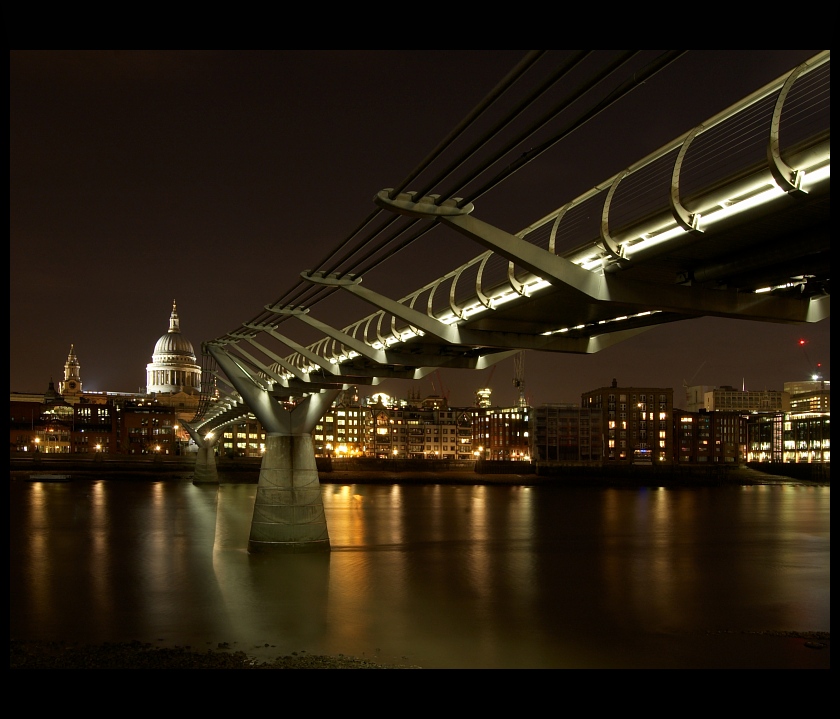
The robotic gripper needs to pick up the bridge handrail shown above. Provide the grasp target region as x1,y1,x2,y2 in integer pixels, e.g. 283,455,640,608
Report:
518,50,830,246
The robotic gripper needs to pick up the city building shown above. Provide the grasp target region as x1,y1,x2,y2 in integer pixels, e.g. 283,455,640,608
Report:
785,379,830,413
119,401,183,455
471,405,531,461
698,385,790,413
10,384,183,455
746,412,830,463
314,388,368,458
532,403,603,463
682,384,714,413
218,416,265,458
311,392,475,460
71,399,120,454
673,410,747,464
10,380,75,453
582,380,674,465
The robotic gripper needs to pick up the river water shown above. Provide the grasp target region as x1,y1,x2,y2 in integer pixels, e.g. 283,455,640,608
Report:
9,476,830,669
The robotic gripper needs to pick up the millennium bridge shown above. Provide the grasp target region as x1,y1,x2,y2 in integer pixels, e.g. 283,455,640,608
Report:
181,50,830,552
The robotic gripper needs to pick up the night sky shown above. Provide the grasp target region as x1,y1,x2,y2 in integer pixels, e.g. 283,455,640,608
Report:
10,50,830,408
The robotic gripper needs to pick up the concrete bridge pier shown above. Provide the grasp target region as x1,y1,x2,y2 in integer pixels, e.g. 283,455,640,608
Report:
193,443,219,484
206,343,341,553
248,432,330,553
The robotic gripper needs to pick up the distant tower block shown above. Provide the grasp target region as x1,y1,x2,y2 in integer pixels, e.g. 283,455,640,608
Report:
476,387,492,408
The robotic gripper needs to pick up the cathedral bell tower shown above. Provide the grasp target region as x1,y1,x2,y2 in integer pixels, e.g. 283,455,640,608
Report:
59,344,82,397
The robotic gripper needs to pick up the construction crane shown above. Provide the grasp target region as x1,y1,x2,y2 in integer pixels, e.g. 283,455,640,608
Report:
513,352,526,408
798,338,823,380
429,369,450,404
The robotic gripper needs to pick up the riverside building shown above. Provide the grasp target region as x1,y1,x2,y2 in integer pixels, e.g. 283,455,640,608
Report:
674,410,747,464
532,404,602,463
746,411,830,463
311,392,475,460
471,405,531,461
581,380,674,465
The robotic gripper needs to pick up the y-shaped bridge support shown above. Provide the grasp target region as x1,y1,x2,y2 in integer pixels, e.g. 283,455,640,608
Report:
207,344,340,553
183,423,221,484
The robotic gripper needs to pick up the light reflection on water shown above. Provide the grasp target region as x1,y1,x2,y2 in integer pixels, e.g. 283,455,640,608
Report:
10,478,830,668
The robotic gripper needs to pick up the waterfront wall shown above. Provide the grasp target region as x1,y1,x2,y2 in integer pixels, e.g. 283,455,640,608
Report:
10,453,828,484
745,461,829,483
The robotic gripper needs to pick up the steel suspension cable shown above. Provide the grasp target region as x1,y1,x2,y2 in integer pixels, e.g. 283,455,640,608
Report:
386,51,547,201
408,51,592,203
435,50,640,207
458,51,687,207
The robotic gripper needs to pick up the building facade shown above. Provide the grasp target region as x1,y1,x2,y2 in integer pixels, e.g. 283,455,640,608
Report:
581,380,674,465
311,393,475,460
532,404,602,463
747,412,830,463
674,410,747,464
10,389,182,455
219,417,266,458
785,379,830,413
702,386,790,413
471,405,531,461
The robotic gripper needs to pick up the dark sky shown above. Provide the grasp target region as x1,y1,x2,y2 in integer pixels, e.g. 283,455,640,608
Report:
10,50,830,408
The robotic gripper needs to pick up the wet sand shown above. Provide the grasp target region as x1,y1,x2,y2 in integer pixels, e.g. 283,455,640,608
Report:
10,631,829,669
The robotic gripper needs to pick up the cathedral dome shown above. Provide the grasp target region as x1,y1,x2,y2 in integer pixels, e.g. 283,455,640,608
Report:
153,329,196,358
146,301,201,395
152,301,196,361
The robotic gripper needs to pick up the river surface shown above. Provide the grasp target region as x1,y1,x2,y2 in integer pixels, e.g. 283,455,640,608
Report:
9,476,830,669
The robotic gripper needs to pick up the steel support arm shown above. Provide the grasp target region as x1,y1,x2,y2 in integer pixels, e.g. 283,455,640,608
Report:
208,344,295,434
250,319,343,376
301,268,676,353
228,342,292,388
375,190,825,324
270,304,390,364
440,212,826,324
302,270,472,345
242,333,315,383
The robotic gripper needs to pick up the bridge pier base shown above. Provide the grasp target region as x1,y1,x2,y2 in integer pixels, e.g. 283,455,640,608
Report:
248,433,330,553
192,445,219,484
